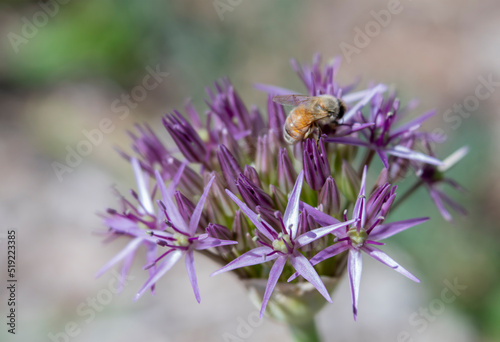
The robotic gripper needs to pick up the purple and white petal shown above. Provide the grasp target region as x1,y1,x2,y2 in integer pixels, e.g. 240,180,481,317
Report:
362,244,419,283
134,249,184,300
120,246,140,293
283,171,304,239
343,84,387,122
348,249,363,321
145,244,158,294
96,237,143,278
428,188,453,222
326,137,371,148
289,252,332,303
300,202,340,227
390,110,437,138
342,88,381,104
439,191,467,216
369,217,429,241
155,170,189,232
188,175,215,235
210,246,276,276
185,250,201,303
354,166,367,228
131,158,154,215
260,256,287,318
195,237,238,250
254,83,296,96
442,178,467,192
225,190,276,241
438,146,469,172
376,149,390,169
348,122,375,134
295,219,356,248
386,146,442,166
104,216,140,236
288,241,350,282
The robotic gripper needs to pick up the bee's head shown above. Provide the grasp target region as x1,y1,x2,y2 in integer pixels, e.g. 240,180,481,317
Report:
319,95,345,120
336,99,346,120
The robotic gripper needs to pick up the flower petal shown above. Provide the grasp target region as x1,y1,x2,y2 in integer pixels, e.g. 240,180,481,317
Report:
369,217,429,241
376,149,389,169
284,170,304,239
155,170,189,232
254,83,296,95
390,110,437,138
428,188,453,222
342,88,379,104
343,84,387,122
225,190,276,241
131,158,154,214
289,252,332,303
348,249,363,321
353,166,367,228
188,175,215,235
439,191,467,216
145,244,158,294
260,256,287,318
95,237,143,278
300,202,340,227
169,160,189,193
288,241,350,282
104,216,140,236
185,250,201,303
195,237,238,250
210,246,276,276
325,136,371,148
295,219,357,248
134,249,184,300
386,146,442,166
438,146,469,173
362,244,419,283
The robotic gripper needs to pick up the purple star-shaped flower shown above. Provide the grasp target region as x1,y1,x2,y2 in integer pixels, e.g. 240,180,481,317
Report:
134,166,237,303
327,94,442,169
290,166,428,320
96,158,164,292
417,146,469,221
211,170,357,318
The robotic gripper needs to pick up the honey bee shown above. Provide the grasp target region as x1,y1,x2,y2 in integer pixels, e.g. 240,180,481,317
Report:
273,94,346,144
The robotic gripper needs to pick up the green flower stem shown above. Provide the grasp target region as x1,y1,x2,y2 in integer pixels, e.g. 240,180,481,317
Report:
359,149,375,176
289,318,321,342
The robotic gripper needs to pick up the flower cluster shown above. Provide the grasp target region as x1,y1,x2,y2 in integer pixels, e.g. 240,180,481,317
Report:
96,54,466,320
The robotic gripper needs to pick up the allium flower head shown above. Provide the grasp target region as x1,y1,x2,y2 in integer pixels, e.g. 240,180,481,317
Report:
96,55,466,328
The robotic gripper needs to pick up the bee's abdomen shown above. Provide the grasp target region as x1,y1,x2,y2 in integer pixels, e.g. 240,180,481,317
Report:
283,107,312,144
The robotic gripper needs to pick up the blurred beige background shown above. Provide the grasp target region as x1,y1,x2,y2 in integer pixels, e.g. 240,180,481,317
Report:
0,1,499,341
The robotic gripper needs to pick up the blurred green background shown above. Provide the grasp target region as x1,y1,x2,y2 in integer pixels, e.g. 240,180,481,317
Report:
0,1,498,341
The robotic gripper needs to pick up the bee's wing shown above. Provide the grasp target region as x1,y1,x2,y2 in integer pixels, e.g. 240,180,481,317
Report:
272,95,316,107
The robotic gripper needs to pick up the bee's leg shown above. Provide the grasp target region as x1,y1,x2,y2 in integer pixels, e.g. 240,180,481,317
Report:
310,123,323,147
304,125,315,140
